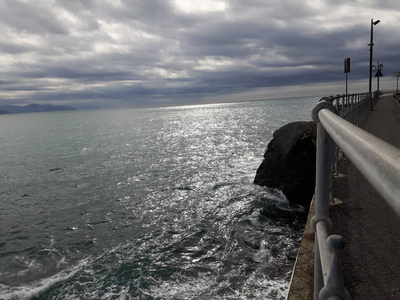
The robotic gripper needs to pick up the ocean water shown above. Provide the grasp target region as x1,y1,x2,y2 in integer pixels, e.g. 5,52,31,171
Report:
0,97,317,300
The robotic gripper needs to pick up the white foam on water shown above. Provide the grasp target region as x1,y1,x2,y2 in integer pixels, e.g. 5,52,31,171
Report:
142,274,224,299
142,270,290,300
0,258,89,300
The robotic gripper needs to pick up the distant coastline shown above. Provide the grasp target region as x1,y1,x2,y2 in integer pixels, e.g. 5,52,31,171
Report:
0,103,76,114
0,95,322,114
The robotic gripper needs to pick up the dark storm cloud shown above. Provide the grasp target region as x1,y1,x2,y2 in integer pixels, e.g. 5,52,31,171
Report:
1,0,400,108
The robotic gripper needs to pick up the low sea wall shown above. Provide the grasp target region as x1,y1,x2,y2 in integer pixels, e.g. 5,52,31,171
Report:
287,196,315,299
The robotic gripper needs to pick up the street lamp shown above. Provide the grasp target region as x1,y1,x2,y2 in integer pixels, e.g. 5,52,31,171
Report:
368,19,380,109
373,60,383,94
394,69,400,94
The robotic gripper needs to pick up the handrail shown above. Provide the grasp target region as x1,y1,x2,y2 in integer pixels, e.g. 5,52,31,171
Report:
310,92,400,299
318,109,400,216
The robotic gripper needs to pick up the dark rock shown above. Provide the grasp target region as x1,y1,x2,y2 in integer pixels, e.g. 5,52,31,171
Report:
254,121,317,207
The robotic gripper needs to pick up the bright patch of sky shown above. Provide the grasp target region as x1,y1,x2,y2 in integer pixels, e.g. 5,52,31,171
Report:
173,0,228,13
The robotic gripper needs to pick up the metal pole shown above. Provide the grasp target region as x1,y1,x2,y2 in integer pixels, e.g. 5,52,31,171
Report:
369,19,380,109
314,234,323,300
377,60,380,94
311,99,336,298
369,19,374,99
314,114,332,224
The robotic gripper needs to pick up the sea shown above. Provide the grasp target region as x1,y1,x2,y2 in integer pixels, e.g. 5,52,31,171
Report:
0,96,318,300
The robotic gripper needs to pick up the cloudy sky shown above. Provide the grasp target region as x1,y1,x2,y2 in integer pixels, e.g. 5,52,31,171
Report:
1,0,400,109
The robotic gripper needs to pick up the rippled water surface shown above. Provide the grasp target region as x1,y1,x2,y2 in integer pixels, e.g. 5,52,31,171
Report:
0,97,317,299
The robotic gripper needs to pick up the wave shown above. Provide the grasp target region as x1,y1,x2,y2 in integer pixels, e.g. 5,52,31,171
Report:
0,259,89,300
0,186,304,300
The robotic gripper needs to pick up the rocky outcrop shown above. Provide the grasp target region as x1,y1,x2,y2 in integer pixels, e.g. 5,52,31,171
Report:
254,121,317,207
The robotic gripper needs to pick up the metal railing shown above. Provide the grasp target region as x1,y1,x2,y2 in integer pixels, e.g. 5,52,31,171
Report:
310,92,400,299
327,93,370,176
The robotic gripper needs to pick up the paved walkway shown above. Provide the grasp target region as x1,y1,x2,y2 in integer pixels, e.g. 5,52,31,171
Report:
330,95,400,299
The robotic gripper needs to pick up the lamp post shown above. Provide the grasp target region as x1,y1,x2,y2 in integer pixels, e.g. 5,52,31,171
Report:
369,19,380,109
394,69,400,94
376,60,383,94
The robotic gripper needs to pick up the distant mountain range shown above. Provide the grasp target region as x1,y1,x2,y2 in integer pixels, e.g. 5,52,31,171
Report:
0,103,76,114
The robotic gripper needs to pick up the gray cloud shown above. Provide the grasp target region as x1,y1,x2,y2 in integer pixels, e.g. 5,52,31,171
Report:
1,0,400,108
0,0,70,34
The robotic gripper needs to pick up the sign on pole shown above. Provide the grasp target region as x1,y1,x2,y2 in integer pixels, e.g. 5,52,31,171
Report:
375,70,383,77
344,58,350,94
344,58,350,73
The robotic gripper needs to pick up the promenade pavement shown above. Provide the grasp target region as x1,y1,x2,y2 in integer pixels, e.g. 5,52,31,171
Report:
330,95,400,299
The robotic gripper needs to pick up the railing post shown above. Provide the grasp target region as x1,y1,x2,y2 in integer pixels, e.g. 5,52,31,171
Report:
370,91,373,110
319,236,351,300
312,99,336,220
314,233,324,300
335,97,340,117
311,99,336,298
